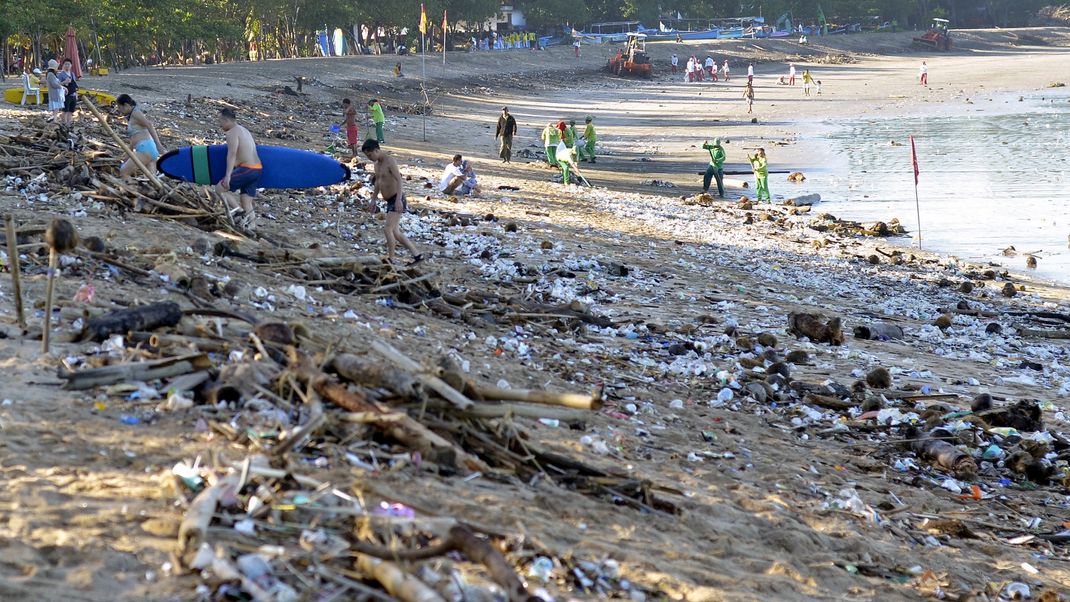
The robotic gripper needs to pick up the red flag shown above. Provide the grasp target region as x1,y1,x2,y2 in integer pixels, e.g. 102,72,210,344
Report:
909,135,920,186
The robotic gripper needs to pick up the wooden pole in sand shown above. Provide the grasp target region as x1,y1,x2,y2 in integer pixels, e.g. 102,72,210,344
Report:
4,215,25,329
43,219,78,353
81,96,165,191
910,135,922,250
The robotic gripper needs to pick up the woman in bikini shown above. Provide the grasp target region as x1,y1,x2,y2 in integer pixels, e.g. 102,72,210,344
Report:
116,94,165,177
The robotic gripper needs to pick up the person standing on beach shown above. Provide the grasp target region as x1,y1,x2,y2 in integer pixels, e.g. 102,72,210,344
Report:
563,119,576,148
702,138,726,197
495,106,517,163
722,59,731,81
58,58,78,126
671,53,678,74
704,55,715,79
748,148,771,203
362,139,422,264
341,99,359,158
116,94,165,178
919,61,928,86
802,69,814,96
368,98,386,143
747,63,754,80
555,138,580,185
743,81,755,114
541,121,560,166
44,60,65,122
788,63,796,86
216,107,263,230
578,116,597,163
573,39,581,58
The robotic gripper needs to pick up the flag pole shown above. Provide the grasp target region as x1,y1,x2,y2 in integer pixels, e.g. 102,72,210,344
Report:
421,31,427,142
910,135,922,249
442,10,447,66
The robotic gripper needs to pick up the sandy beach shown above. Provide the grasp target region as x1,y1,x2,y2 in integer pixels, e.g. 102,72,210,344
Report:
2,28,1070,601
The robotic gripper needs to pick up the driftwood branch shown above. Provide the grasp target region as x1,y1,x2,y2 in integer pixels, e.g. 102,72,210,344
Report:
371,340,473,410
353,526,529,602
59,352,212,390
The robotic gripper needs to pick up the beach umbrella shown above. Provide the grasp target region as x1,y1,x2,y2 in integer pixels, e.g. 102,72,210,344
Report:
65,27,82,78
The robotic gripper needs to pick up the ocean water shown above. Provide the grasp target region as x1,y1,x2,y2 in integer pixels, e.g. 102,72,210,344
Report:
798,90,1070,283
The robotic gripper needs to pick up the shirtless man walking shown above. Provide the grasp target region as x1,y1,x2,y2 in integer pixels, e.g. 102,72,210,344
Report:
361,139,422,264
216,108,262,230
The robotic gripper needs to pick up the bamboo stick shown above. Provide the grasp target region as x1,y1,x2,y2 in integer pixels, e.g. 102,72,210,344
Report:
469,384,602,410
81,96,164,190
4,215,25,328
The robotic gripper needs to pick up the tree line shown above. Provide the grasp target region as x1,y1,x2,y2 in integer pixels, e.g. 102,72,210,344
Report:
1,0,1056,72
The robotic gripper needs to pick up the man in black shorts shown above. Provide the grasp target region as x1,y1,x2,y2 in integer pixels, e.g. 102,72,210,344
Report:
361,139,422,264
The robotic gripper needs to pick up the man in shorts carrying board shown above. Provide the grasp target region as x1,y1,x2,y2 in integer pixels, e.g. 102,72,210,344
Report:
361,140,422,264
216,108,262,231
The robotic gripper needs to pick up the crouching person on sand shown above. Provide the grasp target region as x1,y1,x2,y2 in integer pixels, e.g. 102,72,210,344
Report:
439,154,481,196
555,139,581,186
362,139,423,265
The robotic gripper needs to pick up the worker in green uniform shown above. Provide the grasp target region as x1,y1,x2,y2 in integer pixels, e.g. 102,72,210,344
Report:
748,148,771,202
563,120,577,148
702,138,726,197
368,99,386,143
541,122,560,166
578,116,597,163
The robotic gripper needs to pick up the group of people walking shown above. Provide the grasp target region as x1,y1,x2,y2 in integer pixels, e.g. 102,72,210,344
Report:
493,108,597,186
673,54,732,82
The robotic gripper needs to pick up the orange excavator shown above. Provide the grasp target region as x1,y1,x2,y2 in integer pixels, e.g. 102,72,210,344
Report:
607,33,653,78
913,18,952,51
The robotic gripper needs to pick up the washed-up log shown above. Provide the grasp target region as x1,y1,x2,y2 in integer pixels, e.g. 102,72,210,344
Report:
60,353,212,390
80,301,183,342
354,554,444,602
371,340,474,410
911,430,977,479
178,474,239,559
469,384,602,410
330,353,422,400
1018,328,1070,339
805,394,855,411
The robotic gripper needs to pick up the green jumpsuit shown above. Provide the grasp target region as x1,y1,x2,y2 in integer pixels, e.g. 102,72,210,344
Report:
541,126,560,165
702,141,726,197
579,122,597,162
750,154,770,202
370,102,386,143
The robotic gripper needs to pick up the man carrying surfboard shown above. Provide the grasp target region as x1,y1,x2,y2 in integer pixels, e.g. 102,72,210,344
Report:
216,108,263,231
361,140,422,265
342,99,359,159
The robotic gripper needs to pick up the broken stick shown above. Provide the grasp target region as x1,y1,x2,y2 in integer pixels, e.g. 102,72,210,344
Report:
4,215,25,328
470,384,602,410
178,474,239,559
59,352,212,390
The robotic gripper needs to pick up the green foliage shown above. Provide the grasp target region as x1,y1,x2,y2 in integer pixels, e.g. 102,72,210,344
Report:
0,0,1054,68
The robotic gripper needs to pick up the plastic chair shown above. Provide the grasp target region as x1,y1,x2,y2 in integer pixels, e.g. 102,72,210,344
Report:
21,72,42,105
